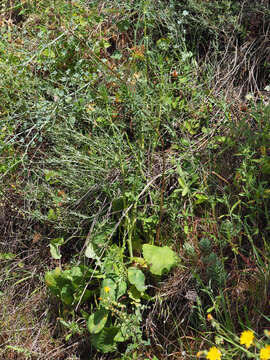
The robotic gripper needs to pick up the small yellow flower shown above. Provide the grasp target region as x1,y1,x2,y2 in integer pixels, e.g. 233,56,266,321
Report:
207,313,213,321
104,286,110,293
197,351,203,357
206,346,222,360
240,330,254,349
260,345,270,360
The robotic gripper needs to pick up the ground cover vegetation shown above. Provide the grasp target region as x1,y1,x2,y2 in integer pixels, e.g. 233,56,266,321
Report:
0,0,270,358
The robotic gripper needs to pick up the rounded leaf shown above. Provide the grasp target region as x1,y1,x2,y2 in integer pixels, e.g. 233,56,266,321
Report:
128,267,146,292
142,244,178,276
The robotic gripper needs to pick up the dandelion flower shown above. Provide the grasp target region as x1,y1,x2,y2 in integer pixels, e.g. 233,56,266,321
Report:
240,330,254,349
207,314,213,321
260,345,270,360
206,346,222,360
104,286,110,293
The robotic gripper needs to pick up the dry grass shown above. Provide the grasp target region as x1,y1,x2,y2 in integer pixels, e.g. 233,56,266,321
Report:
0,229,83,360
213,3,270,99
145,268,197,359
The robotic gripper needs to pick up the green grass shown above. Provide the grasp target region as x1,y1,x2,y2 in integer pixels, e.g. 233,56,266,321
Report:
1,0,270,358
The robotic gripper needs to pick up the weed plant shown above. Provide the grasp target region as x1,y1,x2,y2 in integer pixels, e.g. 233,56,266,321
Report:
0,0,270,359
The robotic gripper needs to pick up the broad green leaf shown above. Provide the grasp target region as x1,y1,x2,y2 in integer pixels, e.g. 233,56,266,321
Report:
100,278,117,302
74,289,93,304
87,308,109,334
44,271,58,290
60,285,73,306
142,244,178,276
117,280,127,299
49,237,64,259
44,267,62,293
128,267,146,292
91,326,119,353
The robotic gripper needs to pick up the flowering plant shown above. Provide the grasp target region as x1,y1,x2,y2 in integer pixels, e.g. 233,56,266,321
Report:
197,314,270,359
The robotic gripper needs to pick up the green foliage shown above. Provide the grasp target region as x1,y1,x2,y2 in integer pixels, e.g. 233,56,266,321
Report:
91,326,119,353
203,252,227,289
87,308,109,335
1,0,270,358
0,252,16,260
49,237,64,259
142,244,178,276
199,238,212,255
128,267,146,293
45,265,94,306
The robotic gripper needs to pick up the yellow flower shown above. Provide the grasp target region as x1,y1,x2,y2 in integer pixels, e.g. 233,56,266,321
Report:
260,345,270,360
104,286,110,293
207,314,213,321
197,351,203,357
240,330,254,349
206,346,222,360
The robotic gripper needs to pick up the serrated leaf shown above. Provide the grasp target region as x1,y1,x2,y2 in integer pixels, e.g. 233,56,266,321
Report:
142,244,178,276
128,267,146,292
87,308,109,334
